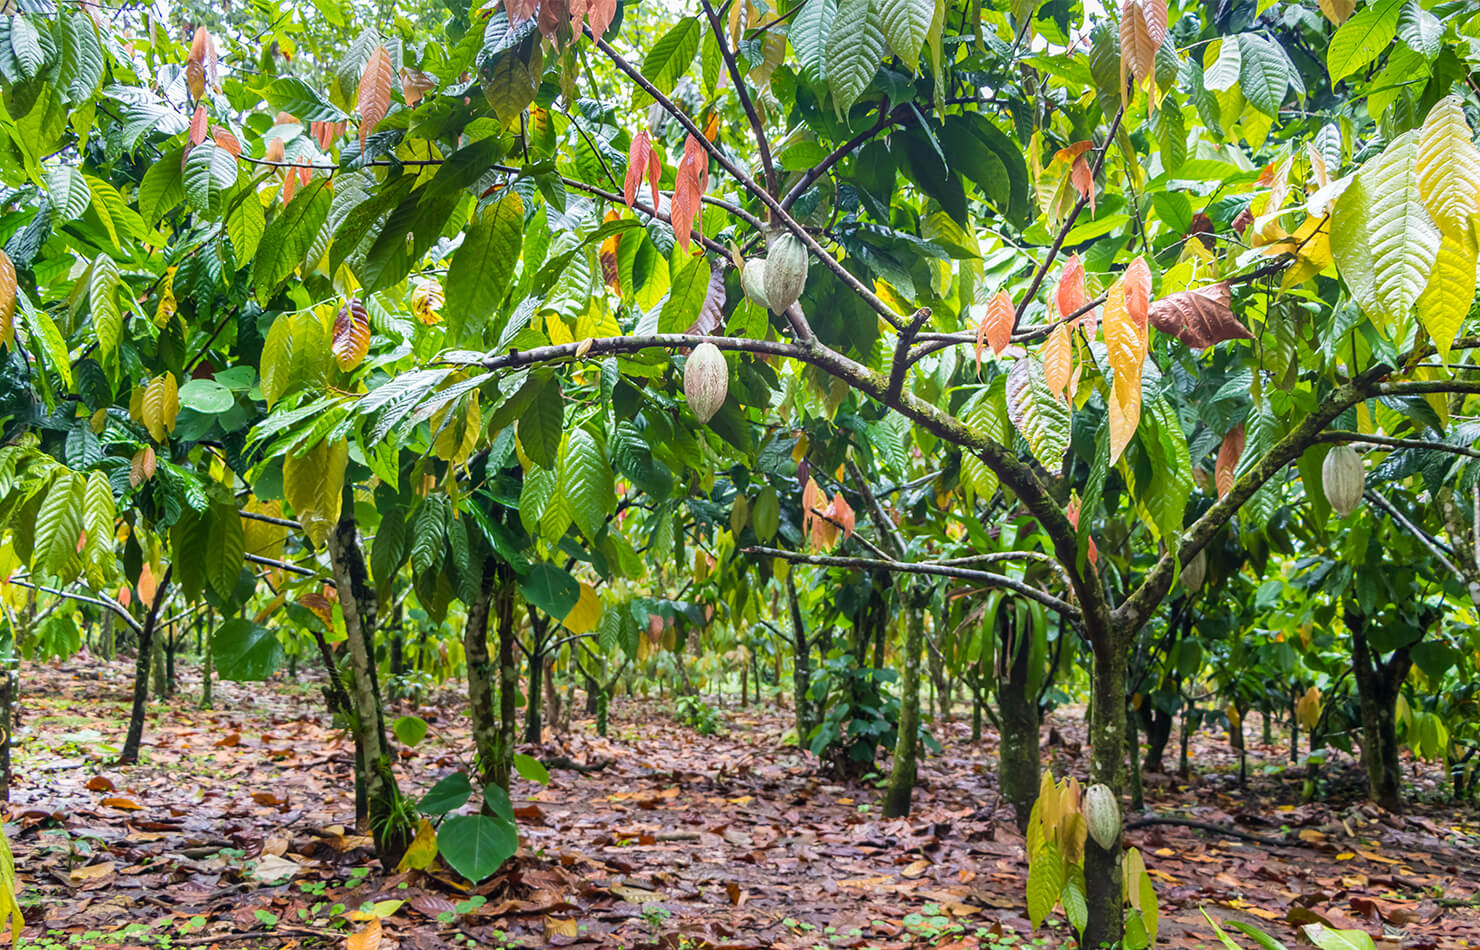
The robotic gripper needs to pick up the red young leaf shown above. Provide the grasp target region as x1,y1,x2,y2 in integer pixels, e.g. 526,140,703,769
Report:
1056,254,1085,319
671,134,709,252
1148,282,1252,350
358,46,394,149
976,290,1014,366
587,0,618,39
506,0,539,24
188,105,209,146
1067,495,1098,566
1123,256,1152,357
1216,424,1244,498
538,0,567,39
0,248,16,349
332,299,371,371
1070,155,1095,213
210,128,241,156
625,130,657,209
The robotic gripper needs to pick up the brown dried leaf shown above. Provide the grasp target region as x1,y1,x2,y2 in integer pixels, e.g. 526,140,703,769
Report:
1147,282,1251,351
687,259,727,335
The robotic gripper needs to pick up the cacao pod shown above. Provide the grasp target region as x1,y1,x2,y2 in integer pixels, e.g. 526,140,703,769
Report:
741,258,770,309
1181,549,1206,591
763,231,808,314
683,342,728,424
1322,445,1364,517
1084,783,1120,850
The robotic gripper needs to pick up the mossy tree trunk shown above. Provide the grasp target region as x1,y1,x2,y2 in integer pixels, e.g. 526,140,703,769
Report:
882,586,928,818
120,567,172,766
998,608,1040,830
1349,608,1412,812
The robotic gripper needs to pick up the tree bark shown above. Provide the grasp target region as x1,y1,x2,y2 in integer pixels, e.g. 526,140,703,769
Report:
1349,610,1411,812
150,629,168,698
0,666,13,801
998,609,1040,830
328,499,407,868
523,613,548,745
1082,624,1128,950
785,572,814,743
882,588,927,817
200,611,214,709
493,563,518,790
120,567,173,765
464,558,500,787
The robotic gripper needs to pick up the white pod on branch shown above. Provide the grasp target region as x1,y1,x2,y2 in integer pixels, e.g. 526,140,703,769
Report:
763,231,808,314
1322,445,1365,517
1084,783,1121,851
684,342,728,424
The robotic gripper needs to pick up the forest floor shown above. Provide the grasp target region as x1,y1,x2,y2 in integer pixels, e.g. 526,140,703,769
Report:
6,656,1480,950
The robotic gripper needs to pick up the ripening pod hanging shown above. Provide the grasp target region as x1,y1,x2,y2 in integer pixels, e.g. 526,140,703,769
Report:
683,342,728,424
1084,783,1121,850
740,258,770,309
763,231,808,314
1322,445,1365,517
1181,549,1206,591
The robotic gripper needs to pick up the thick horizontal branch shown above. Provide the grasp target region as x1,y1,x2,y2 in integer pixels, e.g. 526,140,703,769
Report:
741,546,1080,619
1317,431,1480,460
240,509,303,529
245,553,321,578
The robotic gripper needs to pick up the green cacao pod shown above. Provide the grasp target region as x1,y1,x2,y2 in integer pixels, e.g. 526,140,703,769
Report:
1181,549,1206,591
1322,445,1364,517
683,342,728,424
763,231,808,314
1084,783,1120,850
741,258,770,309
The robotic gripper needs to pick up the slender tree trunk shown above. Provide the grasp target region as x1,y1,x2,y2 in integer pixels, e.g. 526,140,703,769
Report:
101,611,114,662
1350,612,1411,812
785,572,814,743
0,666,13,801
882,590,927,817
328,498,407,868
150,630,168,698
523,614,548,745
1127,703,1145,811
1082,627,1128,950
120,567,173,765
1179,703,1193,778
493,563,518,791
464,559,499,787
998,610,1040,829
200,611,214,709
1141,705,1173,774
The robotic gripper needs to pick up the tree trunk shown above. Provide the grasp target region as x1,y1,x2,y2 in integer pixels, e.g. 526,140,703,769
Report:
1082,626,1128,950
1127,703,1145,811
120,568,172,765
150,629,168,698
1350,611,1411,812
1141,705,1173,774
328,498,407,868
785,572,814,743
0,666,13,801
493,563,518,791
882,590,927,817
200,612,214,709
998,610,1040,830
524,614,548,745
464,559,499,787
101,611,114,661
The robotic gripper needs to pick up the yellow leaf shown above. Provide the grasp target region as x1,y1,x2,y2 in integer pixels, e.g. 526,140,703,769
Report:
1417,95,1480,237
1417,222,1479,359
561,582,602,635
346,917,381,950
1317,0,1354,24
1104,281,1142,464
283,439,348,547
397,820,438,871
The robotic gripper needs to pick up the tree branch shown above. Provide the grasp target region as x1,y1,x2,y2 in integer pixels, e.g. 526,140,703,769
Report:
1316,430,1480,460
5,578,142,634
700,0,777,196
742,546,1079,618
1364,490,1464,583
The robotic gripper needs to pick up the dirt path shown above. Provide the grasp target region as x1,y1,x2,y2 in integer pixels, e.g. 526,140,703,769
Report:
8,658,1480,948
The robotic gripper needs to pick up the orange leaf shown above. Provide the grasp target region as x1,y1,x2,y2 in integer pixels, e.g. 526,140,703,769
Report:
1123,256,1152,358
401,68,435,108
137,562,156,605
1119,0,1166,89
332,299,371,371
671,134,709,252
1104,280,1142,464
346,918,382,950
188,105,209,146
586,0,618,38
704,111,720,143
1055,254,1085,319
831,492,855,540
976,290,1014,367
0,248,16,349
264,137,285,163
210,128,241,156
600,212,622,294
624,130,653,209
1070,155,1095,213
358,46,394,149
1043,323,1073,401
101,797,143,811
1216,425,1244,498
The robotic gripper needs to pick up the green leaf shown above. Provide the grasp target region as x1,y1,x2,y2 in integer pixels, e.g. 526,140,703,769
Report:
1060,867,1088,936
641,17,701,96
520,563,580,619
138,149,185,224
511,752,550,785
658,254,712,335
265,77,349,121
254,178,332,300
445,191,523,345
420,772,472,815
81,472,115,590
183,142,238,218
411,497,448,575
962,383,1008,503
371,506,408,584
89,255,122,361
393,715,429,746
826,0,886,118
1204,35,1241,91
8,16,48,81
791,0,836,82
1025,839,1064,929
213,618,285,681
1366,131,1442,321
879,0,934,70
1137,395,1192,542
206,501,245,598
1237,34,1293,116
226,185,267,264
437,814,518,883
1302,924,1377,950
560,428,612,544
1331,169,1382,320
1005,356,1071,472
518,375,563,470
1327,0,1404,83
32,473,84,581
47,166,91,221
178,379,236,414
